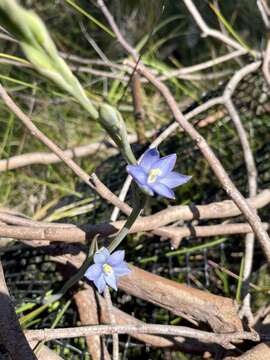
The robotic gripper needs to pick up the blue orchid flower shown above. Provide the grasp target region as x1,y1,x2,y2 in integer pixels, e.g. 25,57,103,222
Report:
127,148,191,199
85,247,131,293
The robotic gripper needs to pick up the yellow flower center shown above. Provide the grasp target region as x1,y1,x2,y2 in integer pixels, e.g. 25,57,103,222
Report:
147,168,162,183
103,263,113,275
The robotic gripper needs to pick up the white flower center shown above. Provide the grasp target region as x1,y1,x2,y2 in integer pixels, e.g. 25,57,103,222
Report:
103,263,113,275
147,168,162,183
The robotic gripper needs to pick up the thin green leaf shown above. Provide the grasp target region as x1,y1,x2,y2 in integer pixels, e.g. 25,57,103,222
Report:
209,2,254,55
64,0,115,38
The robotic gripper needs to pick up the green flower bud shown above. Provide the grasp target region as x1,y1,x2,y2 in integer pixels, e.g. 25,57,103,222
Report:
99,104,124,143
99,104,136,164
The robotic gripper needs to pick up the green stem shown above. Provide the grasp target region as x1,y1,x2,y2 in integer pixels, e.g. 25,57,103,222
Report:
108,193,146,253
43,245,94,304
72,85,99,120
236,256,245,303
122,140,137,165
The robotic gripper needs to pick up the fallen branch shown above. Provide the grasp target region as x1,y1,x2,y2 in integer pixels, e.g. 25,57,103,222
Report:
160,49,248,80
74,284,212,353
0,142,118,171
155,222,269,248
0,220,268,245
0,189,269,243
55,252,243,333
25,324,258,350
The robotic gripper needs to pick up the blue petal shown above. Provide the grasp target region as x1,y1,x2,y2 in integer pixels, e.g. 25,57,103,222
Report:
114,262,131,277
140,184,154,196
160,172,191,188
127,165,147,186
105,272,118,291
152,154,177,177
94,247,110,264
150,182,175,199
107,250,125,266
84,263,103,281
94,274,106,293
139,148,160,172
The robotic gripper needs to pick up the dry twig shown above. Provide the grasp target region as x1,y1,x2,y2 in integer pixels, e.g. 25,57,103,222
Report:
131,73,146,144
25,324,258,350
223,62,260,322
160,49,247,80
74,284,213,353
74,289,111,360
182,0,249,52
0,189,269,243
156,222,269,248
104,288,118,360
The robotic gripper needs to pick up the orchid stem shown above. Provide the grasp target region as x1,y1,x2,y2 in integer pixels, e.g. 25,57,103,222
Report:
108,191,146,253
43,237,97,304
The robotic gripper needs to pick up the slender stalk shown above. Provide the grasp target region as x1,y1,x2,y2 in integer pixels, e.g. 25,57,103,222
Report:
104,288,119,360
43,243,95,304
108,193,146,253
